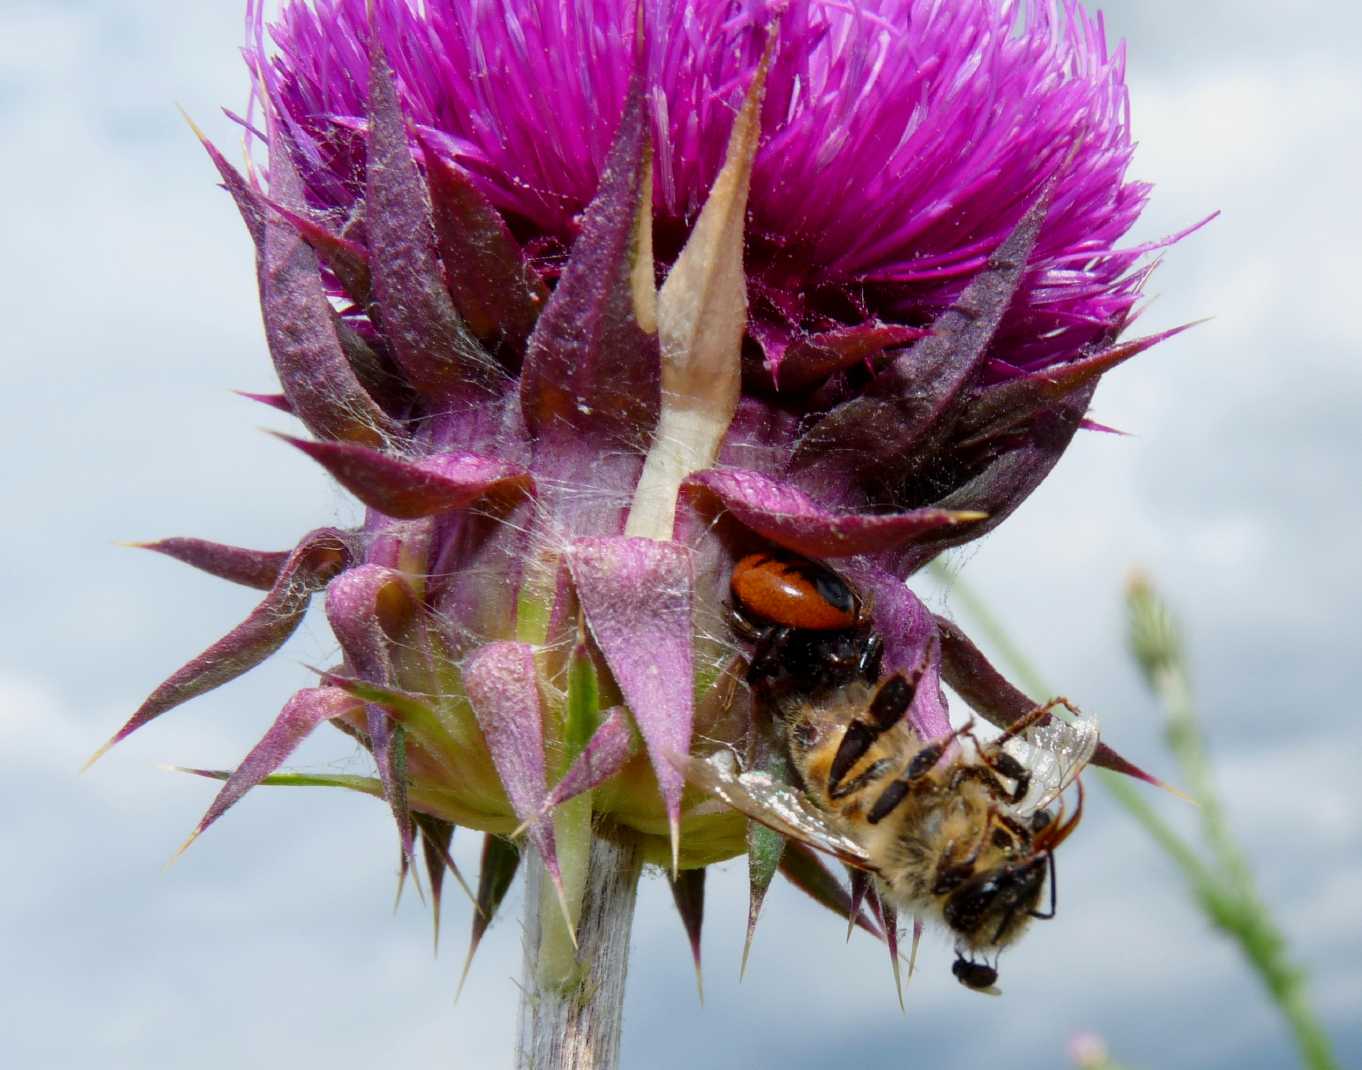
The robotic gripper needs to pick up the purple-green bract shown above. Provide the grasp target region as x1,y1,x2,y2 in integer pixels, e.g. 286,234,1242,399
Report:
100,0,1186,979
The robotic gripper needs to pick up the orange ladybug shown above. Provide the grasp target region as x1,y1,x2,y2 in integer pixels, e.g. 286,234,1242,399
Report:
730,551,861,632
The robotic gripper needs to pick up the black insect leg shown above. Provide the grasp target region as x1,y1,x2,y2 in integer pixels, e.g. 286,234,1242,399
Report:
745,624,793,686
990,696,1073,748
726,602,764,643
827,758,895,802
969,699,1076,804
946,755,1027,807
827,672,916,796
1028,851,1058,921
864,720,966,825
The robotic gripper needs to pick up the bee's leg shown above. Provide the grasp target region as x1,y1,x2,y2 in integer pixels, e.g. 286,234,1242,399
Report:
967,698,1077,804
1028,850,1058,921
931,815,997,894
945,759,1020,805
926,720,1027,804
863,720,968,824
989,696,1075,749
827,758,896,801
994,811,1034,844
949,747,1030,806
827,673,916,797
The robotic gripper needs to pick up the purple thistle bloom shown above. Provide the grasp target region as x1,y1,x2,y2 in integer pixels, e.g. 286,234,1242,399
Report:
98,0,1192,1024
258,0,1164,379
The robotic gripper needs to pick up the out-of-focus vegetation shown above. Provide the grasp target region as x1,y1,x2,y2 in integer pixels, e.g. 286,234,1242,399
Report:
932,566,1339,1070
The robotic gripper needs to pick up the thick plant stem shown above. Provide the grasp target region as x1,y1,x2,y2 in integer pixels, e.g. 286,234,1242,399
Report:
515,831,643,1070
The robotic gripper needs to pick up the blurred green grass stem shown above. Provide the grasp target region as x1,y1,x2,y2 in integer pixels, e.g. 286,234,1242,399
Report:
930,563,1338,1070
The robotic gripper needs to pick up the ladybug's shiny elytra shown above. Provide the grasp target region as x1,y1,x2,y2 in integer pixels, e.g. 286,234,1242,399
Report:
729,552,861,632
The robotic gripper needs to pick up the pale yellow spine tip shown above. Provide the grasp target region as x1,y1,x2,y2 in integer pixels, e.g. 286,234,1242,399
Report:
1160,780,1199,807
80,740,113,774
176,103,209,143
454,945,477,1004
550,873,579,951
167,830,199,869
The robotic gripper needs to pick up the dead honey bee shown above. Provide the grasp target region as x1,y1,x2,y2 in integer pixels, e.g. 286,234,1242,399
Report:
686,550,1097,993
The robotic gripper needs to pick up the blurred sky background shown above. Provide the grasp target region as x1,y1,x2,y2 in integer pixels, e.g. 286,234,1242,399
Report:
2,2,1359,1067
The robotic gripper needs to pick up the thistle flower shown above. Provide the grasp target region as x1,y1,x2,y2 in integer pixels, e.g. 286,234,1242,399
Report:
96,0,1190,1054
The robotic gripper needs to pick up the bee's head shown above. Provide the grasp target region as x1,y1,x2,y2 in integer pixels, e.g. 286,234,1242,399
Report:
942,854,1051,953
943,783,1087,991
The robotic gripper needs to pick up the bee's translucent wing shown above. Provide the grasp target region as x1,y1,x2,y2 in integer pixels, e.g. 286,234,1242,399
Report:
677,749,875,871
1004,705,1100,815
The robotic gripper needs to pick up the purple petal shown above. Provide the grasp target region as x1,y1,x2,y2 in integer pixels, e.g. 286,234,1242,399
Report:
235,390,295,414
202,120,396,446
683,467,984,558
263,197,373,308
934,615,1164,786
778,841,882,941
262,1,1165,370
277,433,531,519
768,323,927,393
326,565,419,859
330,317,416,415
131,536,289,591
325,565,414,679
88,528,351,766
178,686,361,851
542,706,638,812
261,118,400,446
459,834,521,998
669,867,706,1003
195,130,264,247
790,187,1054,503
317,674,462,773
1080,417,1129,436
461,642,560,887
420,139,548,356
957,323,1199,447
896,384,1096,573
365,30,499,401
878,891,905,1009
518,79,659,448
849,568,951,740
566,537,694,863
414,814,474,952
847,867,871,942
